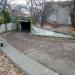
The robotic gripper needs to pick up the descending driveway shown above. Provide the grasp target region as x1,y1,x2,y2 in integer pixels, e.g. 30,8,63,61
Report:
1,31,75,75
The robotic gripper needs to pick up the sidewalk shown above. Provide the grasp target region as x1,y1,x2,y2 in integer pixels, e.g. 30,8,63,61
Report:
0,35,58,75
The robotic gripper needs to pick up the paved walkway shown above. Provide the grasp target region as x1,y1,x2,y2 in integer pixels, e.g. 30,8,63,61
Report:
1,32,75,75
0,35,58,75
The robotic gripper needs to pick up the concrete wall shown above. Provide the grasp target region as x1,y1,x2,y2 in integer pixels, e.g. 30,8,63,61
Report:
31,26,73,39
0,23,16,33
48,5,71,25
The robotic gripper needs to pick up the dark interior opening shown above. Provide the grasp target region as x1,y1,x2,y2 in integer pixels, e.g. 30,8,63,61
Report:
21,21,31,32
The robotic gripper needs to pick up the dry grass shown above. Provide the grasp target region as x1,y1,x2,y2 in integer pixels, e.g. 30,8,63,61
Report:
0,51,25,75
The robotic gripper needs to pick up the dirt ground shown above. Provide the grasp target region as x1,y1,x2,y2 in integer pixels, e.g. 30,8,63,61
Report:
0,51,25,75
1,31,75,75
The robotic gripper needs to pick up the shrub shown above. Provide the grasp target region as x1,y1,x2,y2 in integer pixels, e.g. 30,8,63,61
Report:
0,15,4,25
2,10,11,24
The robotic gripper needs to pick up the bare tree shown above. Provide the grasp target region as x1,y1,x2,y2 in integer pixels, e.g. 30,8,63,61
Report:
24,0,46,26
67,0,75,28
32,0,46,24
0,0,13,13
70,0,75,28
0,0,7,13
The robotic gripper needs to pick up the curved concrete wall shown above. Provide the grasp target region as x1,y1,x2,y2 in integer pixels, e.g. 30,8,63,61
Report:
0,23,16,33
31,26,74,39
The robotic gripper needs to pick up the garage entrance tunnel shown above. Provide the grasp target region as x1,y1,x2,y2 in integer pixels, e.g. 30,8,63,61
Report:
20,21,31,32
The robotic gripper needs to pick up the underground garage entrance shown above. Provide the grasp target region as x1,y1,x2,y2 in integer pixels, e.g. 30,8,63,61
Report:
19,20,31,32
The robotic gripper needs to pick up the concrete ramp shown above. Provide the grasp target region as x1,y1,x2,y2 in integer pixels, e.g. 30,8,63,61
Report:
0,35,58,75
31,26,73,39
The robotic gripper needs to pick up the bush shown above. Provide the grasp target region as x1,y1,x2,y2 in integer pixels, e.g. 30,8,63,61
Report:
0,10,11,25
2,10,11,24
0,15,4,25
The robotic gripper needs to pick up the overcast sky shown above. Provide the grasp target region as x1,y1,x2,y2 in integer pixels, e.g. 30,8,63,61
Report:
9,0,67,5
9,0,27,4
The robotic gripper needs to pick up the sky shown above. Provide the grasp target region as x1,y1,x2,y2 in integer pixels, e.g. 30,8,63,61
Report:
9,0,67,5
9,0,27,5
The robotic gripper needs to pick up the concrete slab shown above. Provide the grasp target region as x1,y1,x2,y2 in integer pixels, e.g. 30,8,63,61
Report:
0,35,58,75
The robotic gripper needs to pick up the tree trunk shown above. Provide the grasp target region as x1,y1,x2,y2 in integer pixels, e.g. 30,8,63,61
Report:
40,11,45,27
70,14,75,28
5,24,7,31
70,0,75,28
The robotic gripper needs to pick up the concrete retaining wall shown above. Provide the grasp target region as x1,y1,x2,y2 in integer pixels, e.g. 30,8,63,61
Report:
31,26,74,39
0,23,16,33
